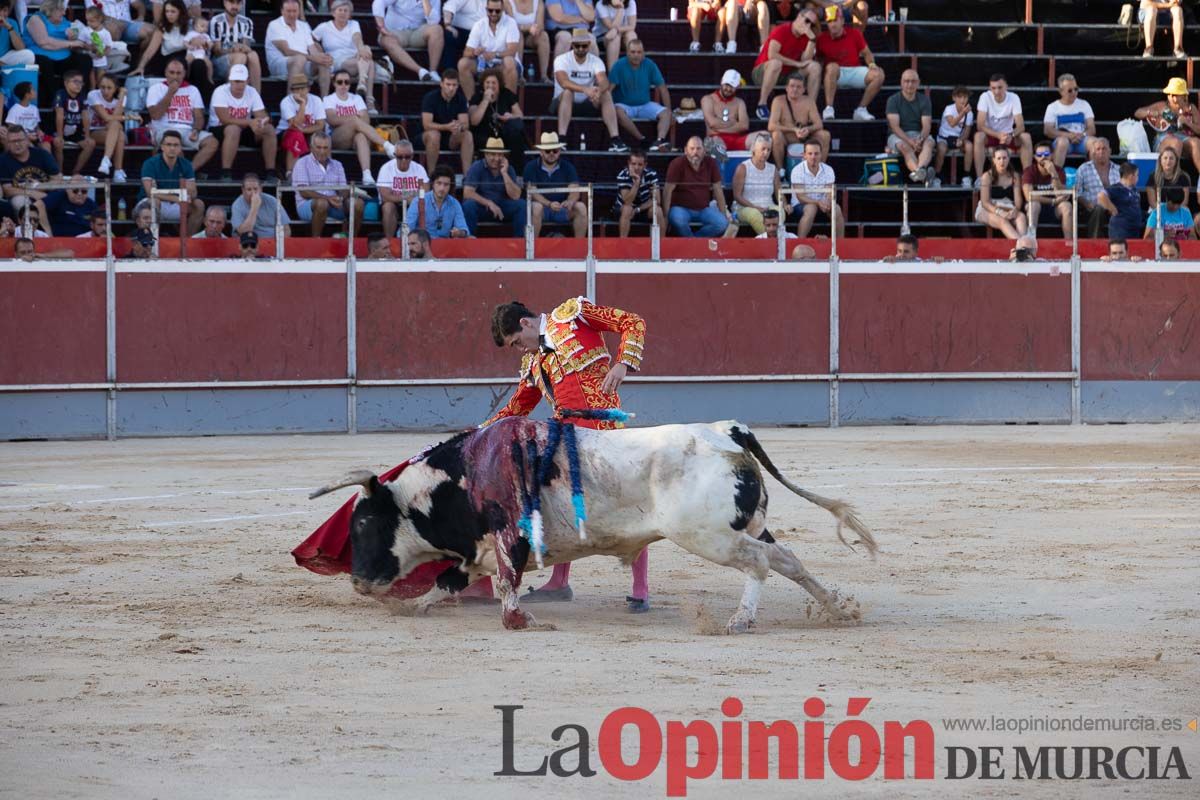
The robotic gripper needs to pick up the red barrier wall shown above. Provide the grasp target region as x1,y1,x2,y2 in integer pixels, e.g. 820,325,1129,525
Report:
115,273,346,382
0,272,106,384
1081,273,1200,380
840,274,1072,373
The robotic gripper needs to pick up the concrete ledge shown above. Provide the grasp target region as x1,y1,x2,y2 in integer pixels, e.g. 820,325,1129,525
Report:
1082,381,1200,423
0,391,108,440
116,388,348,437
837,380,1073,425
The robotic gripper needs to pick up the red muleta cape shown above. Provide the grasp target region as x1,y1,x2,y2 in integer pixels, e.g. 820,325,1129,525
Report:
292,457,454,599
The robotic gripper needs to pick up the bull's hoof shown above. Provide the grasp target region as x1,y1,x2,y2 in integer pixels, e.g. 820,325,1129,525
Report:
523,585,574,603
502,608,537,630
726,613,756,634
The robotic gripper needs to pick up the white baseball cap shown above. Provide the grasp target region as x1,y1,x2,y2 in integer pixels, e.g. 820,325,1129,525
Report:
721,69,742,88
229,64,249,81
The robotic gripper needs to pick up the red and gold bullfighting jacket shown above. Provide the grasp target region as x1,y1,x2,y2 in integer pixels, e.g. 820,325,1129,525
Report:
483,297,646,430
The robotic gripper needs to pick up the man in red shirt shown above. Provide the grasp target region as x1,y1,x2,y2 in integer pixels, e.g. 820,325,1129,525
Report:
814,3,883,121
664,135,734,236
701,69,751,152
751,7,821,120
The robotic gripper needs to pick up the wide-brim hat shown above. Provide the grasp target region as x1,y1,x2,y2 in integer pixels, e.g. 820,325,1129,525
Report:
535,132,565,150
481,137,508,153
571,28,593,44
1163,77,1189,96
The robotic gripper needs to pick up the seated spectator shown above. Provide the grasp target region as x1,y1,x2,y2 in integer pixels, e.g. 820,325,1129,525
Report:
544,0,595,60
138,129,206,235
768,71,829,171
789,139,842,238
88,75,133,182
80,6,124,89
974,147,1027,240
462,136,526,236
421,69,476,174
665,135,734,237
130,0,212,98
125,228,157,260
1097,162,1144,242
13,235,34,262
702,69,750,153
5,82,50,154
232,173,293,238
933,85,974,188
192,205,228,238
1159,237,1181,260
101,0,154,52
1043,74,1095,169
469,68,527,171
407,227,433,258
593,0,636,68
367,231,393,259
522,131,587,235
0,0,33,68
44,185,97,236
459,0,520,100
1076,137,1120,238
687,0,729,54
280,76,326,175
325,69,398,186
752,9,820,120
443,0,488,71
0,125,63,231
211,0,261,92
1139,0,1186,59
886,69,934,185
293,132,364,236
814,4,881,121
133,204,155,236
266,0,332,96
145,57,219,175
15,206,50,238
1023,141,1072,239
1135,78,1200,176
405,163,470,238
377,139,429,236
732,132,781,235
76,210,109,238
505,0,550,82
607,38,669,152
613,148,663,237
731,0,772,55
553,29,626,151
756,207,797,239
212,64,278,183
23,0,94,107
239,230,260,258
1145,186,1193,241
1146,142,1193,209
314,0,378,115
1100,237,1143,263
186,13,215,88
373,0,442,82
973,73,1033,181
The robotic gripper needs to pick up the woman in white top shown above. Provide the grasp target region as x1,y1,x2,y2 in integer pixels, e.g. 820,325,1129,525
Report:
324,69,399,186
130,0,212,96
280,77,327,173
593,0,636,69
504,0,549,82
732,132,782,234
313,0,378,114
87,73,136,181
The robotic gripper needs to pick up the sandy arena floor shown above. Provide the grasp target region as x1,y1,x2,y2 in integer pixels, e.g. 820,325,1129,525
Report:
1,424,1198,798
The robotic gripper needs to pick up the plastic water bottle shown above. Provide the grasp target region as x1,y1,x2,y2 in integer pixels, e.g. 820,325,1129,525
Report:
117,197,127,221
526,63,535,81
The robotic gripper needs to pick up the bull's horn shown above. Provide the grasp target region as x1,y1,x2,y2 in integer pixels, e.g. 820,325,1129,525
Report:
308,469,379,500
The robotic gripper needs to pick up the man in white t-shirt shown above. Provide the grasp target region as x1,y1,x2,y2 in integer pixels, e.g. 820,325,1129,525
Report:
1042,73,1096,168
972,72,1032,181
145,57,218,173
266,0,334,95
376,138,430,236
211,64,278,182
789,139,842,238
552,29,625,152
457,0,520,99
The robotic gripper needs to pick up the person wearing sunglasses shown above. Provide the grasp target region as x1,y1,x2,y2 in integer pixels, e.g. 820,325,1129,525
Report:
377,138,429,237
1042,74,1095,169
457,0,521,101
44,184,98,237
1021,140,1072,239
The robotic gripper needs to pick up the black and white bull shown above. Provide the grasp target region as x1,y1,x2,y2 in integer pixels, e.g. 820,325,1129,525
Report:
310,417,876,632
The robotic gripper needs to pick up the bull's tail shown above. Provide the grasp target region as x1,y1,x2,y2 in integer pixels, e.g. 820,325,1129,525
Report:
308,470,379,500
734,426,877,558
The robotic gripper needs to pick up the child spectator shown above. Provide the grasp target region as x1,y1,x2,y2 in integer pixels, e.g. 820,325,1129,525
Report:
934,85,974,188
5,83,51,154
1098,162,1145,241
82,6,122,88
185,13,214,88
1144,186,1193,241
53,70,97,176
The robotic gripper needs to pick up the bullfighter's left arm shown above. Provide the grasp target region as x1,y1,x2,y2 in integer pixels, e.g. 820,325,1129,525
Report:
577,299,646,371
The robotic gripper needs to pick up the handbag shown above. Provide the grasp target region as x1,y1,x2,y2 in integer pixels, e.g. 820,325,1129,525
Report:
860,156,901,186
373,122,407,152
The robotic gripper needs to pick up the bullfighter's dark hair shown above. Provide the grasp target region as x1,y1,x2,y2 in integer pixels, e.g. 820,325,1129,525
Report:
492,301,536,346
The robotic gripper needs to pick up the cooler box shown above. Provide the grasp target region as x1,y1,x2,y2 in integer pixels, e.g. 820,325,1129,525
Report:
1128,153,1158,189
721,150,749,184
1,64,38,109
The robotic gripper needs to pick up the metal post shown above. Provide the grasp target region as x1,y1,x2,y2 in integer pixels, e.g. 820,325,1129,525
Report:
1070,247,1081,425
525,184,535,259
650,184,661,261
275,184,284,260
399,196,410,259
829,185,838,261
149,181,159,257
585,184,596,300
900,185,911,236
105,181,116,441
346,224,358,435
829,249,840,428
348,180,357,242
776,185,786,262
1071,187,1078,260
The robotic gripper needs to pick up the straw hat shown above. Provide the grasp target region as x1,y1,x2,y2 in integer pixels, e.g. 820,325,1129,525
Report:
535,131,565,150
481,137,508,153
